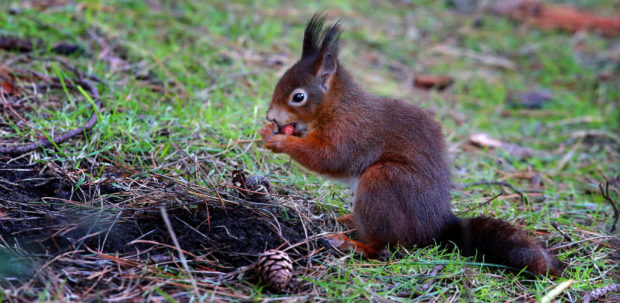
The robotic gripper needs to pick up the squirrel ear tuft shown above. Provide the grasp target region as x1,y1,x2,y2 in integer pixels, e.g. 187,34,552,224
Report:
302,13,343,58
307,16,342,90
302,14,326,58
318,19,342,58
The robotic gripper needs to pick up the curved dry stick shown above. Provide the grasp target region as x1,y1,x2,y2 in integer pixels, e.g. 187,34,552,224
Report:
600,181,619,233
0,79,102,155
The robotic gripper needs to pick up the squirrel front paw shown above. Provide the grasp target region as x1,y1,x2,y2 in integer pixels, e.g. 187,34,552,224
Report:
265,134,287,153
259,122,279,144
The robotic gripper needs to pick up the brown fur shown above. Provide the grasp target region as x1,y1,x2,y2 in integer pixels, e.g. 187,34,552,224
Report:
259,14,564,276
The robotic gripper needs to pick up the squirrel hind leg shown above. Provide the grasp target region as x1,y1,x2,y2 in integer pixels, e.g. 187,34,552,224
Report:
325,233,381,258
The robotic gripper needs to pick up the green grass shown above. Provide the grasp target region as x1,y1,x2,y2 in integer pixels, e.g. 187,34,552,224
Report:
1,0,619,301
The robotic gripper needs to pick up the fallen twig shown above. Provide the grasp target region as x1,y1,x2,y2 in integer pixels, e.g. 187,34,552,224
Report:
551,222,572,242
457,193,502,216
468,132,535,159
0,79,102,155
582,283,620,303
396,265,446,297
462,180,528,204
418,265,446,292
0,92,32,127
160,207,201,298
541,279,574,303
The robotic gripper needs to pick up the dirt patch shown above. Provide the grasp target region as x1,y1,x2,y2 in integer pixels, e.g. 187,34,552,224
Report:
0,162,313,277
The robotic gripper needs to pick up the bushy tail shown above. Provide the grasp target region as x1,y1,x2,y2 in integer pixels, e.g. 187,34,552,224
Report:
440,216,564,276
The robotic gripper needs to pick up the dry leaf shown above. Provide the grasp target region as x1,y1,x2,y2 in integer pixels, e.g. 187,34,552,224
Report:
413,74,454,90
1,81,15,95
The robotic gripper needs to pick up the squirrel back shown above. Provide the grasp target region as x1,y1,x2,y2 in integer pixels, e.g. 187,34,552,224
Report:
259,14,564,276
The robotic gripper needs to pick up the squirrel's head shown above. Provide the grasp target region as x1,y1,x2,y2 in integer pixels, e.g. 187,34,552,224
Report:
266,14,342,136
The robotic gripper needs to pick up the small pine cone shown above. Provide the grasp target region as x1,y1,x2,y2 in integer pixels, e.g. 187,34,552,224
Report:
255,249,293,291
231,170,271,202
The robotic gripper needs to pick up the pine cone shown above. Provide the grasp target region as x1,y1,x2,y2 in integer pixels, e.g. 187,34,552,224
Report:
231,169,271,202
255,249,293,291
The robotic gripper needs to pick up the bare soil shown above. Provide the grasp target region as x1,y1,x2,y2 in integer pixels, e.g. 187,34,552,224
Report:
0,162,310,280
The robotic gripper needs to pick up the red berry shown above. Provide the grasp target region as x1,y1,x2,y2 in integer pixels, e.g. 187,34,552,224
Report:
282,124,295,136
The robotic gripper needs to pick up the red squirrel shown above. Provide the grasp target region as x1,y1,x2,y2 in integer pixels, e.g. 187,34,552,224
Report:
259,14,564,276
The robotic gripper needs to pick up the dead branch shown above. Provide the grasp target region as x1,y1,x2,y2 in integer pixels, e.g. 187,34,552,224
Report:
0,79,102,155
599,181,619,233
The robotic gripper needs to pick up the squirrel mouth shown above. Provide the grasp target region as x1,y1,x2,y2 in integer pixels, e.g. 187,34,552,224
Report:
278,122,307,137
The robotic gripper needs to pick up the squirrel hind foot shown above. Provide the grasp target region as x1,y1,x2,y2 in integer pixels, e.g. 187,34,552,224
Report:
325,233,380,258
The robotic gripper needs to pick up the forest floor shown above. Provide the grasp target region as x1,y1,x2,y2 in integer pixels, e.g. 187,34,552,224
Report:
0,0,618,302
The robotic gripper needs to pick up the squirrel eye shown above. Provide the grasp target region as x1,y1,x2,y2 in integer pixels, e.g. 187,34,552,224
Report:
292,93,305,103
288,88,307,106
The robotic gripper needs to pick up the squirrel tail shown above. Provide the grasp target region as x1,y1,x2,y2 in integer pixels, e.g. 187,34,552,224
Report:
440,216,565,276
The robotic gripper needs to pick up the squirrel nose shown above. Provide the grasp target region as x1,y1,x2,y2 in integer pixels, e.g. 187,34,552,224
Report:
266,109,274,122
266,107,289,125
